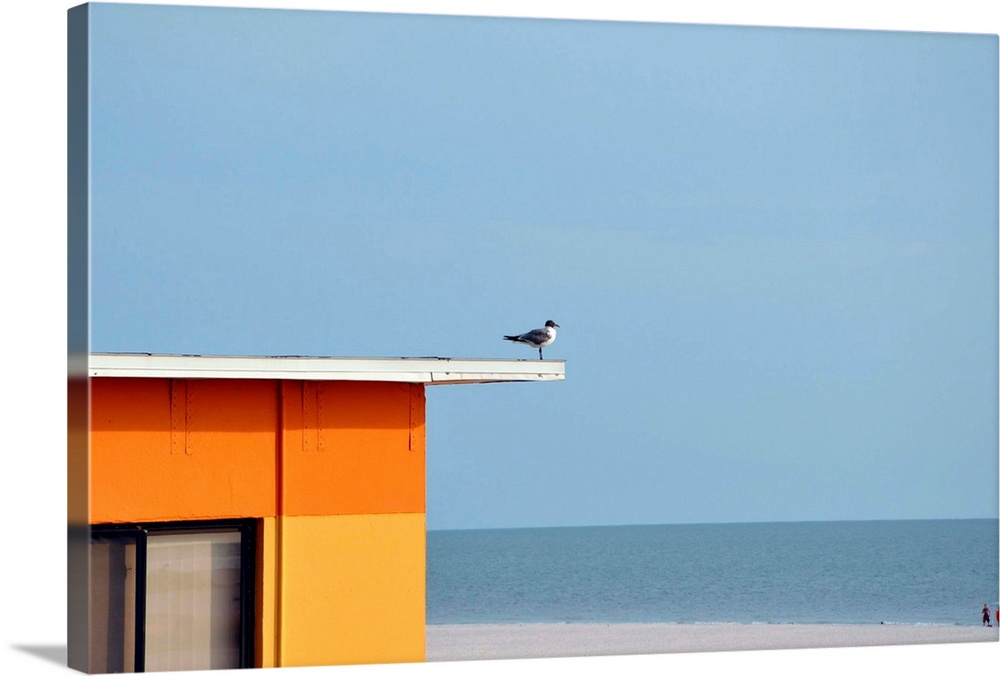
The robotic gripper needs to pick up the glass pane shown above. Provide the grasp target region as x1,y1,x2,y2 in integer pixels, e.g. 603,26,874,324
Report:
89,535,137,673
143,530,242,672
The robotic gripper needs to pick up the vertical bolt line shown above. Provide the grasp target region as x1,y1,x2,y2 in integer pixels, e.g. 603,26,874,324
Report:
169,380,180,455
184,380,192,455
316,382,325,453
169,379,191,456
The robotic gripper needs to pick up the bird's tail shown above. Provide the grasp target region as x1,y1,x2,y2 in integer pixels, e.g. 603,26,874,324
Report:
503,335,519,342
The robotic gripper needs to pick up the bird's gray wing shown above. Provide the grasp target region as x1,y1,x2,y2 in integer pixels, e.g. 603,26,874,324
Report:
518,328,549,344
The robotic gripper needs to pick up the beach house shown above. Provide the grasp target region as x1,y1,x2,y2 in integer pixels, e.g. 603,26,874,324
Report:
68,353,564,672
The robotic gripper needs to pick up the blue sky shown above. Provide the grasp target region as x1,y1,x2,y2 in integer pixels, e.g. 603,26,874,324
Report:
85,2,997,530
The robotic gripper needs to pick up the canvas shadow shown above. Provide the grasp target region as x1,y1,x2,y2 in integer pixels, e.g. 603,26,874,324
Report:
11,644,67,667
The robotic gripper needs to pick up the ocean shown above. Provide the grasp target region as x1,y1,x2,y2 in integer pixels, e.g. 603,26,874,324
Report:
427,519,999,626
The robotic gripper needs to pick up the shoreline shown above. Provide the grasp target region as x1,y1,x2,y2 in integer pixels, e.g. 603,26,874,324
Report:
425,621,998,662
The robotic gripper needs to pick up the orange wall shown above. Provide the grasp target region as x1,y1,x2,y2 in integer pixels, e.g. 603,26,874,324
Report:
90,378,278,523
90,378,426,522
68,377,89,526
280,381,426,516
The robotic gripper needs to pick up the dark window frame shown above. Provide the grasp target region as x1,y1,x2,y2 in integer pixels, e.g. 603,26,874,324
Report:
90,518,257,672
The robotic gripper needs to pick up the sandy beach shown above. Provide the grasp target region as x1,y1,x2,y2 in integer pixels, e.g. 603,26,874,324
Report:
425,622,998,661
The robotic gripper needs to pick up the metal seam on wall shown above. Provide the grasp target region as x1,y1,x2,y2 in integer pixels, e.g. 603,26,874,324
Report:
170,379,187,456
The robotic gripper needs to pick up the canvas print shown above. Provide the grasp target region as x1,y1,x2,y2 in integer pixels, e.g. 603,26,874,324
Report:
67,2,999,673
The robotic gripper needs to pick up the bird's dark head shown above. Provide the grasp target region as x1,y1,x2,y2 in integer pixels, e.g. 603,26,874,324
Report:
545,320,559,328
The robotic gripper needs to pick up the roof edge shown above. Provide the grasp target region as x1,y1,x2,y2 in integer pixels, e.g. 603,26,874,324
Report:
81,352,565,385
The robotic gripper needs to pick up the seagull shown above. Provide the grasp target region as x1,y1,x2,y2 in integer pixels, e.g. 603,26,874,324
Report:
503,320,559,360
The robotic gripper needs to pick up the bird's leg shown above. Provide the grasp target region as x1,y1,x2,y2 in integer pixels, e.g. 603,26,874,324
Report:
538,348,543,360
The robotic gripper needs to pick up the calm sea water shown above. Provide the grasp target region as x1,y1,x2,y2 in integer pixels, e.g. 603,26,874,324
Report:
427,519,999,626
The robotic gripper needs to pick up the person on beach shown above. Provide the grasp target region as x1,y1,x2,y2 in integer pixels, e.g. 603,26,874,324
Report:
995,605,999,627
984,604,992,627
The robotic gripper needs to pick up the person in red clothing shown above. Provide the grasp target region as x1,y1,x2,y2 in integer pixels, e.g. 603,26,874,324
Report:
995,605,999,627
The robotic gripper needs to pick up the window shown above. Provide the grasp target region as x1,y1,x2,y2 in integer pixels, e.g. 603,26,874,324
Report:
89,520,256,673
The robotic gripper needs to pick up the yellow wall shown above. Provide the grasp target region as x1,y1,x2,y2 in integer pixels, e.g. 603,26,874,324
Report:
278,513,426,666
256,517,279,669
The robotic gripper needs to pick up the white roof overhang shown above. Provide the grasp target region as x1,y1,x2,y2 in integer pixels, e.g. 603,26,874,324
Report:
83,353,565,385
